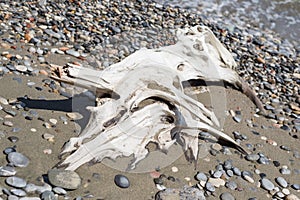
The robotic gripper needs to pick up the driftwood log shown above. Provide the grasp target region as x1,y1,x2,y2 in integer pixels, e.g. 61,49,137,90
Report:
51,25,264,171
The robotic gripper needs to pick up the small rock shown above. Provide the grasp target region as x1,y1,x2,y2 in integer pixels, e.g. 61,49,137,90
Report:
41,190,57,200
220,192,235,200
245,154,260,161
15,65,27,72
225,181,237,190
66,49,80,57
66,112,83,120
195,172,207,182
10,188,26,197
211,143,222,151
8,152,29,167
0,165,16,176
171,166,178,173
0,96,9,105
260,178,275,191
280,168,291,175
233,116,242,123
205,182,215,192
6,176,27,188
208,178,225,187
291,184,300,190
282,188,291,195
52,187,67,195
114,174,130,188
275,177,288,188
48,169,81,190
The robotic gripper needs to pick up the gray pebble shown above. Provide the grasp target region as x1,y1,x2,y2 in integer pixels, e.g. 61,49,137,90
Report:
225,181,238,190
8,152,29,167
233,116,242,123
195,172,207,182
41,190,57,200
66,49,80,57
275,177,288,188
245,154,260,161
10,188,26,197
280,168,291,175
260,178,275,191
6,176,27,188
213,170,223,178
8,195,18,200
0,165,16,177
291,184,300,190
52,187,67,195
224,160,233,170
233,167,241,176
205,182,215,192
220,192,235,200
114,174,130,188
48,169,81,190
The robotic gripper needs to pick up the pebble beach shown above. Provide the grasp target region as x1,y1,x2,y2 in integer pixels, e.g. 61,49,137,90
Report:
0,0,299,200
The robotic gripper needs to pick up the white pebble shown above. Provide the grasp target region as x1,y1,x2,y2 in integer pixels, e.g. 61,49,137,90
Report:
171,166,178,173
49,118,57,125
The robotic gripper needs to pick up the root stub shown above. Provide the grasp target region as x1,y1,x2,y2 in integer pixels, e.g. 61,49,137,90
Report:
51,25,259,171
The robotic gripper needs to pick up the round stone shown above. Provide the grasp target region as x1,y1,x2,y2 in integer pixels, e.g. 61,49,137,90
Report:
171,166,178,173
220,192,235,200
48,169,81,190
8,152,29,167
291,184,300,190
114,174,130,188
10,188,26,197
282,188,291,195
195,172,207,182
275,177,288,188
0,165,16,177
225,181,238,190
213,170,223,178
261,178,275,191
41,190,56,200
233,167,241,176
245,154,260,161
15,65,27,72
205,182,215,192
6,176,27,188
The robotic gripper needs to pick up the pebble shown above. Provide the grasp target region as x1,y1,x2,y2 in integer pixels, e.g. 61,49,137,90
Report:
48,169,81,190
225,181,238,190
8,152,29,167
260,178,275,191
291,184,300,190
195,172,207,182
245,154,260,161
66,49,80,57
171,166,178,173
52,187,67,195
275,177,288,188
6,176,27,188
0,165,17,176
232,167,241,176
205,182,215,192
66,112,83,120
208,177,225,187
220,192,235,200
41,190,56,200
233,116,242,123
114,174,130,188
10,188,26,197
0,96,9,105
280,168,291,175
282,188,291,195
15,65,27,73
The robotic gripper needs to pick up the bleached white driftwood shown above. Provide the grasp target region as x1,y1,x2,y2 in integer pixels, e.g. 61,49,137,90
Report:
51,25,262,171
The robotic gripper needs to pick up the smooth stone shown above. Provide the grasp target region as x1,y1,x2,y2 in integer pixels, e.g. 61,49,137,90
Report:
212,170,223,178
208,178,225,187
195,172,207,182
24,183,52,194
282,188,291,195
0,96,9,105
66,112,83,120
15,65,27,72
275,177,288,188
0,165,16,176
275,191,285,198
261,178,275,191
66,49,80,57
8,152,29,167
233,167,241,176
114,174,130,188
6,176,27,188
225,181,237,190
233,116,242,123
4,147,16,155
224,160,233,170
8,195,18,200
52,187,67,195
48,169,81,190
245,154,260,161
10,188,26,197
220,192,235,200
41,190,57,200
291,184,300,190
280,168,291,175
205,182,215,192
